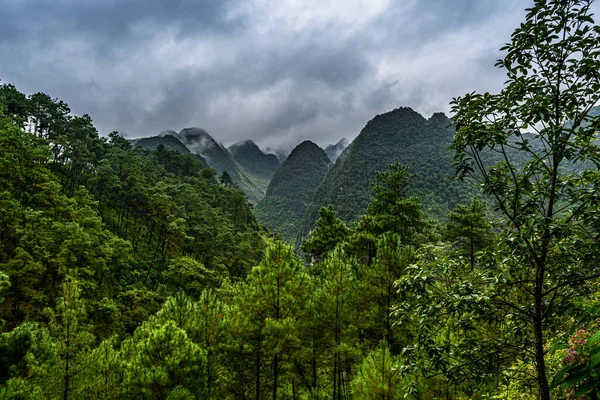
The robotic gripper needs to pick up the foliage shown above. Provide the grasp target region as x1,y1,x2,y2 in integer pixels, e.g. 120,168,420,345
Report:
3,0,600,396
450,0,600,398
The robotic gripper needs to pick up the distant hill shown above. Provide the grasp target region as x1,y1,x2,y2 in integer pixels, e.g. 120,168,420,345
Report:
300,107,476,237
134,134,207,166
254,141,332,241
160,128,267,202
324,138,349,162
228,140,281,180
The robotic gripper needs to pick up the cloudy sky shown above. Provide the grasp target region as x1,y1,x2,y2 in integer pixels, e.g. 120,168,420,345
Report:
0,0,561,149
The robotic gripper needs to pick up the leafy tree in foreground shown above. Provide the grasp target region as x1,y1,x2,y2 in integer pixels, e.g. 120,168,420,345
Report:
450,0,600,397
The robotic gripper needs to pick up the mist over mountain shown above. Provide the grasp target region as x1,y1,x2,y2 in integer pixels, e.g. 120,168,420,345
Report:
228,140,281,181
158,128,268,202
264,146,292,163
324,138,350,162
254,141,331,241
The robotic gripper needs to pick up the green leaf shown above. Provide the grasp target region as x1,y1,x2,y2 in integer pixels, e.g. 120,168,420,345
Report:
573,382,594,398
560,368,588,388
589,330,600,347
589,352,600,370
552,365,573,387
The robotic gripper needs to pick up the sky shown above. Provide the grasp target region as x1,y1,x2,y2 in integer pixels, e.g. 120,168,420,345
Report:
0,0,557,149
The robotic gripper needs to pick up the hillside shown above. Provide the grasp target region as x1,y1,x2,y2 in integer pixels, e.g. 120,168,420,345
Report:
160,128,268,202
134,134,207,166
300,108,475,237
254,140,331,241
228,140,281,180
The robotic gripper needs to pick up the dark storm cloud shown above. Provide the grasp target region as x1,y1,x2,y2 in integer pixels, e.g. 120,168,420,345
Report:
1,0,577,150
0,0,236,46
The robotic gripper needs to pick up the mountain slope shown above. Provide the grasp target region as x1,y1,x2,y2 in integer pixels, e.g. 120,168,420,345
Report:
301,107,475,237
134,134,207,166
228,140,281,180
161,128,267,202
254,141,332,241
324,138,349,162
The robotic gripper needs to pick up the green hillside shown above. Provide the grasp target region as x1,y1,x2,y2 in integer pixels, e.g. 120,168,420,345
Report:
301,108,475,237
254,141,331,241
162,128,268,203
228,140,281,180
134,135,207,166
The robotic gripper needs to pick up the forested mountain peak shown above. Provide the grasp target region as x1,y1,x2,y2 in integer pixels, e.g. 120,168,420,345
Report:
254,140,331,241
177,127,228,155
158,129,179,138
286,140,326,158
428,111,451,127
228,139,281,181
301,106,471,235
134,134,208,166
228,139,257,156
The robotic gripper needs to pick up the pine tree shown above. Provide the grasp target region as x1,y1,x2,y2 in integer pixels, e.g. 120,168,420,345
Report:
444,197,493,269
233,241,311,399
316,247,359,399
351,341,403,400
302,205,350,264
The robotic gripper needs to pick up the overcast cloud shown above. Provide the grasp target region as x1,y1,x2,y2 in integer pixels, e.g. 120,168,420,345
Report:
0,0,580,149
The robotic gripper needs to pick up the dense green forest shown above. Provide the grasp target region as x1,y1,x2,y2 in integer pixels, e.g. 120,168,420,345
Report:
2,0,600,399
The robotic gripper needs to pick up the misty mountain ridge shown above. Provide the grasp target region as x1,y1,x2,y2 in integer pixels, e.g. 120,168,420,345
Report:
324,137,350,162
228,140,281,181
133,133,208,166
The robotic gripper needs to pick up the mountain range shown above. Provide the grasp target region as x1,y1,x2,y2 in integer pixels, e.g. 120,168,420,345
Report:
130,106,494,241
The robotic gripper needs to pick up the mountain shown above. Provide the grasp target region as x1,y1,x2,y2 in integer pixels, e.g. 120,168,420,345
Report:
324,138,349,162
134,134,208,166
300,107,476,237
161,128,267,202
254,141,332,241
228,140,281,180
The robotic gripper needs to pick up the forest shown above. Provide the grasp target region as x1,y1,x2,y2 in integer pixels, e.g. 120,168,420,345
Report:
2,0,600,399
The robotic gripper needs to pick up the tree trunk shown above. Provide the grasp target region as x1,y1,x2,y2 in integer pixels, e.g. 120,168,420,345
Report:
272,355,279,400
534,273,550,400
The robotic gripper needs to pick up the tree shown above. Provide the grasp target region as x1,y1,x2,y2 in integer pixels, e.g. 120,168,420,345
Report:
450,0,600,398
219,170,234,187
301,205,350,264
444,197,493,269
358,233,415,353
34,279,96,399
232,241,311,399
351,341,404,400
365,162,426,245
315,248,359,399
